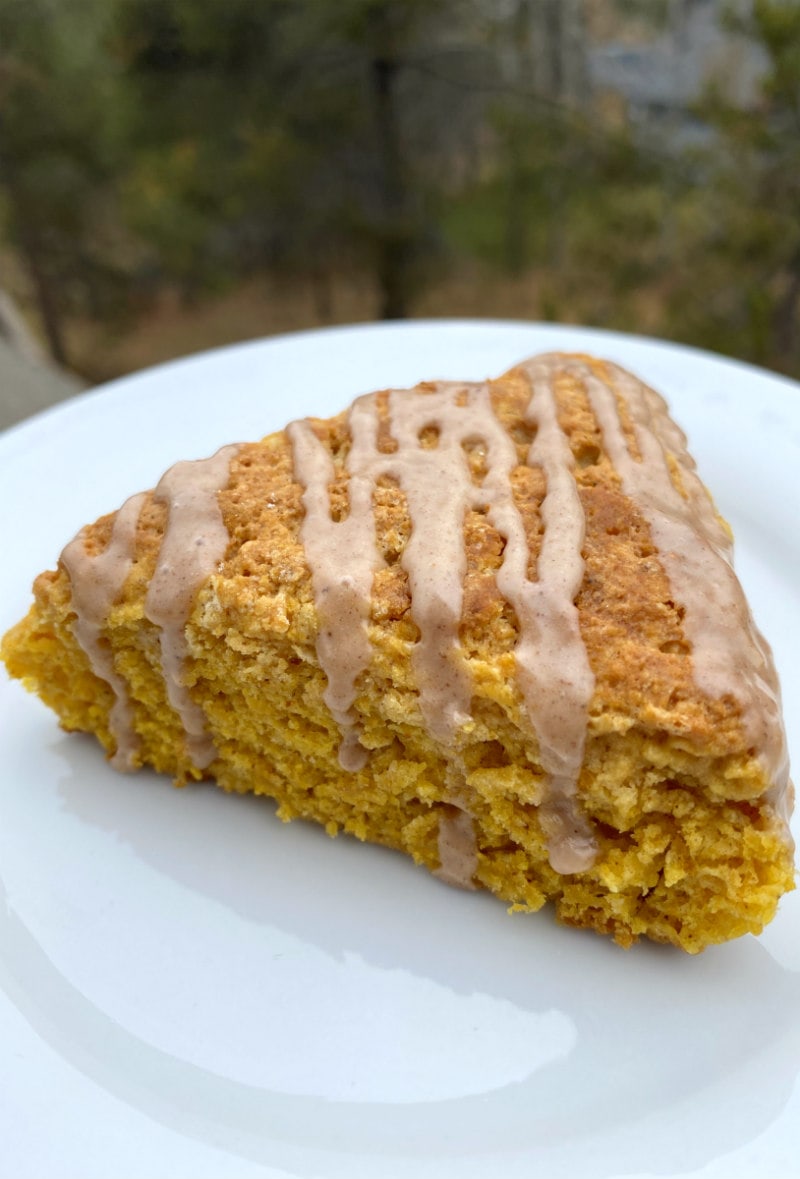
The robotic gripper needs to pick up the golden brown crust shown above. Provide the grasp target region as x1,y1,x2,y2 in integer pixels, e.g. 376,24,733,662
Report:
207,363,753,762
1,353,793,952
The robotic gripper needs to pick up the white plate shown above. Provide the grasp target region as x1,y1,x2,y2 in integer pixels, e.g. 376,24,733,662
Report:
2,320,799,1179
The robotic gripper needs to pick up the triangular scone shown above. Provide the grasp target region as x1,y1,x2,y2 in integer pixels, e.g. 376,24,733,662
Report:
2,353,794,952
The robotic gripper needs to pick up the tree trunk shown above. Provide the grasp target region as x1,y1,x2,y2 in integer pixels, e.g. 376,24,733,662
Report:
773,251,800,366
0,287,45,363
504,123,529,276
0,140,69,366
15,220,68,367
310,262,333,322
371,53,410,320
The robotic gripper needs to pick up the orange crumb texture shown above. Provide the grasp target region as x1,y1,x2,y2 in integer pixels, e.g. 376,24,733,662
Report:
1,353,794,953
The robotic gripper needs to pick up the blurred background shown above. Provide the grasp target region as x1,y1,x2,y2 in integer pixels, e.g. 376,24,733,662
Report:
1,0,799,421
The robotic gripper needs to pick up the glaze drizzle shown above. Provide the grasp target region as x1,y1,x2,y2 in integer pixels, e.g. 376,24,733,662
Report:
144,444,241,770
434,807,479,890
576,358,788,796
289,376,597,872
287,404,384,771
61,492,147,770
61,353,790,878
500,359,596,872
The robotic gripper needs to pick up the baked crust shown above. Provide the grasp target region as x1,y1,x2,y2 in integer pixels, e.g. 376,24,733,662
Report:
3,353,794,951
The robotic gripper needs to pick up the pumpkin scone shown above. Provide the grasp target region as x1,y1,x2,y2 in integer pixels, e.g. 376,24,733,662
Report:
2,353,794,952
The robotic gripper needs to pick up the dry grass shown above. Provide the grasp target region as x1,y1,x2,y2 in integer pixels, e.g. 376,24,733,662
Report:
63,264,563,383
5,247,673,386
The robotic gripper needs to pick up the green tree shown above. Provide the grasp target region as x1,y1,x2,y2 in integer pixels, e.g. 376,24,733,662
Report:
0,0,126,364
112,0,483,319
667,0,800,372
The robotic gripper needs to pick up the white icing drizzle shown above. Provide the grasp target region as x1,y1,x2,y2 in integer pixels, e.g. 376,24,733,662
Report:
575,358,789,800
290,379,598,872
434,807,479,889
59,352,790,887
288,385,482,760
435,378,596,873
290,354,791,873
287,403,384,771
498,360,597,873
61,492,147,770
384,385,481,742
144,444,240,771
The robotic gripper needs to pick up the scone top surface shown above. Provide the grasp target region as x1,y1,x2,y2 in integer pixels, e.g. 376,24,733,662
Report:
216,353,787,776
2,350,793,951
77,352,790,849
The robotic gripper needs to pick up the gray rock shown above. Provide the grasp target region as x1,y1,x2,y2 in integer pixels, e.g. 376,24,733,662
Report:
0,336,87,433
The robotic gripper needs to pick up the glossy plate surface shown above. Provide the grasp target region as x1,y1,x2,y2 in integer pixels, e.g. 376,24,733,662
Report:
1,321,799,1179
